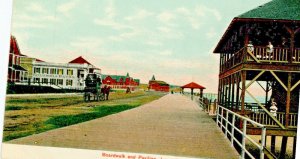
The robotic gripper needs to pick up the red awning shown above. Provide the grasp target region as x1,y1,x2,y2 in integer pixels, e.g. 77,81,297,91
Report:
181,82,206,89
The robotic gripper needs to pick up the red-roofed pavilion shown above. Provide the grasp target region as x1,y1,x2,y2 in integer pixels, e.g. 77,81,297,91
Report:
181,82,206,97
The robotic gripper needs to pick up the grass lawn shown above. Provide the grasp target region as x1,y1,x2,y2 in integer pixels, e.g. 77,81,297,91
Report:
3,91,165,141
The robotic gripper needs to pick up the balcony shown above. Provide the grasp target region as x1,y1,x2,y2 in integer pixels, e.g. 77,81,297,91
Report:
220,47,300,73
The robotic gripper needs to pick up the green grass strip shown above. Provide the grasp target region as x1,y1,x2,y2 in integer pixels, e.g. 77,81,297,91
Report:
46,104,137,128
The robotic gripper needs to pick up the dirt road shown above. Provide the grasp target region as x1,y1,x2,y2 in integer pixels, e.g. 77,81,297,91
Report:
8,94,239,158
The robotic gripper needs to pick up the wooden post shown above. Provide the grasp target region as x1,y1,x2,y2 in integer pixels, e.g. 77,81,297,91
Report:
241,70,246,114
286,72,291,127
220,78,224,105
279,136,288,158
271,136,276,153
289,31,295,63
231,74,235,111
217,78,221,104
293,136,297,159
236,73,240,111
279,72,292,159
228,75,232,109
265,81,269,106
200,89,203,98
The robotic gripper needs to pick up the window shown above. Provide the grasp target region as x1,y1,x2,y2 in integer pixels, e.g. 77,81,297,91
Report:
33,78,40,83
67,69,73,76
50,79,56,85
42,78,48,84
58,69,64,75
42,68,49,74
57,79,63,85
50,68,56,74
34,67,41,74
66,79,73,86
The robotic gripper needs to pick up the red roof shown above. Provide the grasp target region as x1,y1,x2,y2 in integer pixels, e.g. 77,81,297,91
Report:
68,56,91,65
36,58,45,62
181,82,206,89
10,36,21,55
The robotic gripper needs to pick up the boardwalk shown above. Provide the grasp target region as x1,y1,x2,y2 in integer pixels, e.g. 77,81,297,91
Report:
7,94,239,159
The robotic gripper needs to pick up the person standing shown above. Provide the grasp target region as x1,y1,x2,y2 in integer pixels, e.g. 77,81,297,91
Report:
105,86,111,100
247,41,254,53
266,41,274,60
270,98,278,117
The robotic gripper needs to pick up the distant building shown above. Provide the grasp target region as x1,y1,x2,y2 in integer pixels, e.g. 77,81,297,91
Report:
102,73,140,90
8,36,28,82
20,56,101,90
148,75,170,92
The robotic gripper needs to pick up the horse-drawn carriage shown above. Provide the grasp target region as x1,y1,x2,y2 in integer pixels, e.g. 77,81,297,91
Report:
83,73,105,102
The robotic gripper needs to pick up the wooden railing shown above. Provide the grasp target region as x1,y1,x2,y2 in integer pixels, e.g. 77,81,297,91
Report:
221,47,300,73
293,48,300,63
249,112,298,128
247,46,289,62
220,47,245,72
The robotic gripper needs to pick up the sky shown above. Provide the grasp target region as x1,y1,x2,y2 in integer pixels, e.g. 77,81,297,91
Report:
11,0,271,93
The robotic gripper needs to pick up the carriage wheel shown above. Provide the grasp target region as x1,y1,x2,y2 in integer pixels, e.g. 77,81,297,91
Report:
96,92,100,101
84,93,88,102
99,94,105,101
84,93,91,102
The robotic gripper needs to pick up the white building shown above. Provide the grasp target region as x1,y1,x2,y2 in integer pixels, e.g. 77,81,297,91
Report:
21,56,101,90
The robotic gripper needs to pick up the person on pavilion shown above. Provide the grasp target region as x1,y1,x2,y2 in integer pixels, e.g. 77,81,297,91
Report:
266,41,274,60
270,98,278,117
247,41,254,53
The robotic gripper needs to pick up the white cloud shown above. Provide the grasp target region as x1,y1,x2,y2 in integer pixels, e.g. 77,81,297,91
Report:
13,22,45,29
156,26,184,39
105,0,116,19
70,37,103,52
94,18,131,30
26,3,47,14
195,5,222,21
206,28,217,39
157,11,175,23
145,41,162,46
108,30,140,41
176,7,190,15
125,9,153,21
157,27,171,33
188,17,202,29
57,1,77,17
94,1,132,30
159,50,173,56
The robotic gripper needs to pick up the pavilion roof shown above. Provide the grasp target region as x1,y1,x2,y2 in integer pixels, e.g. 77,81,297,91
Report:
237,0,300,21
181,82,205,89
213,0,300,54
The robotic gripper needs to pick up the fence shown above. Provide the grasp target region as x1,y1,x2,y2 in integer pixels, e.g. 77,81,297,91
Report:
199,97,217,115
217,105,267,159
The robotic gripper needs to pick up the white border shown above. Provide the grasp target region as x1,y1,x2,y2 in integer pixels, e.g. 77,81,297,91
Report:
0,0,13,154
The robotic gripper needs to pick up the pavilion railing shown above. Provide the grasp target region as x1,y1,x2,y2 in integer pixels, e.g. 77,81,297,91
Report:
247,46,289,63
293,48,300,63
220,46,300,73
220,47,245,73
249,111,298,128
